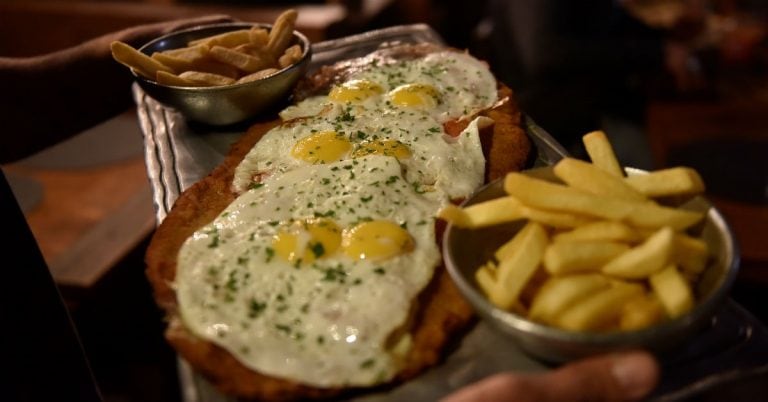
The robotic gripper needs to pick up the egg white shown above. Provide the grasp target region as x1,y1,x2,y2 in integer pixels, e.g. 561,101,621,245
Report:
233,102,489,199
280,51,499,123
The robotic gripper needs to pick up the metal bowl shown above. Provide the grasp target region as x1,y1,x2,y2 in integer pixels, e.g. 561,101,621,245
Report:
442,169,740,363
134,22,311,125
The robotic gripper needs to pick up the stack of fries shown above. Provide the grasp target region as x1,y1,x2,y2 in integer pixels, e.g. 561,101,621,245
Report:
439,131,710,332
110,10,303,87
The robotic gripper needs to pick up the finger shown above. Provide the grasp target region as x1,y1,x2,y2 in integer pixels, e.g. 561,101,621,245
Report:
441,351,659,402
540,350,659,401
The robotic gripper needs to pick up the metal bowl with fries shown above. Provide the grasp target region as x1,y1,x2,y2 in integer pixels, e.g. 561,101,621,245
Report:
441,131,740,363
131,20,311,125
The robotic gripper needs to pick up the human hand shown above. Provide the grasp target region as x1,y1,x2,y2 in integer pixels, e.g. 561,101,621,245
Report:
441,351,659,402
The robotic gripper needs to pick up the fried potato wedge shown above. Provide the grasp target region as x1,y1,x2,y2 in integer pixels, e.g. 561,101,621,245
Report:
111,41,172,79
504,173,634,220
552,220,640,243
602,226,674,279
556,281,645,331
152,46,240,78
554,157,645,201
620,294,666,331
544,241,630,275
208,45,271,73
475,262,497,298
625,167,705,198
649,265,694,318
583,130,624,177
156,70,195,86
673,233,709,274
488,222,548,310
504,173,704,230
189,29,251,48
266,9,299,56
178,71,236,87
529,274,610,323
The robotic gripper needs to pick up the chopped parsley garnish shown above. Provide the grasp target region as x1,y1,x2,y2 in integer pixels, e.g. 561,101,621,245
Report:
265,247,275,262
248,299,267,318
310,242,325,258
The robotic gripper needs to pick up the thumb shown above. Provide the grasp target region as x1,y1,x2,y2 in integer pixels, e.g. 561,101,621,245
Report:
441,351,659,402
540,350,660,401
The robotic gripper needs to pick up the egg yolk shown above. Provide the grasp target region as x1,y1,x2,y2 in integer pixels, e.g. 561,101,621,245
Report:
273,218,342,266
388,83,441,108
351,140,411,160
291,131,352,164
342,220,414,261
329,79,384,103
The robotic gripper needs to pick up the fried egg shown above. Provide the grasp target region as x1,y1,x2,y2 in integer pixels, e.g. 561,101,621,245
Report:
232,51,496,200
280,51,499,123
176,155,442,387
232,103,491,200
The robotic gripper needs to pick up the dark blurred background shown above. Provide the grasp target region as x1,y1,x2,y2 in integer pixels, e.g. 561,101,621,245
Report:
1,0,767,401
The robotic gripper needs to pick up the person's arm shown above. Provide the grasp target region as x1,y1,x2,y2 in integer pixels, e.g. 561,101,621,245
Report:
441,350,659,402
0,15,231,164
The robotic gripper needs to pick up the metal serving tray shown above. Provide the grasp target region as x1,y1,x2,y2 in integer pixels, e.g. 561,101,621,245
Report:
135,24,768,402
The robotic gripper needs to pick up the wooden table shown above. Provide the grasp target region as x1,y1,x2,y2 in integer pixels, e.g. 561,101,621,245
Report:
2,111,155,292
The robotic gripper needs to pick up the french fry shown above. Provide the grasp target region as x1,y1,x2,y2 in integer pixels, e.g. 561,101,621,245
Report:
553,220,640,243
672,233,709,274
475,262,497,297
436,204,472,227
279,44,303,68
602,226,674,279
237,68,279,84
529,274,610,323
494,228,526,262
151,45,205,71
624,202,703,230
505,173,704,230
620,294,666,330
110,41,172,79
249,27,270,47
189,29,251,48
441,195,591,230
155,70,195,86
463,129,712,334
113,11,305,88
556,281,645,331
178,71,236,87
504,173,634,220
266,9,299,56
454,197,526,228
488,222,548,310
554,157,646,201
543,241,629,275
517,201,595,229
208,45,271,73
583,130,624,177
624,167,705,198
649,265,694,318
151,46,240,78
234,43,277,62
